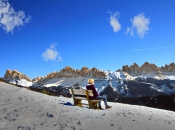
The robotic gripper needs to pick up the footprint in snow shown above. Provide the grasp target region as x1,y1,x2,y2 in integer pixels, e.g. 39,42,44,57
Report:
101,113,105,116
164,120,171,124
77,121,81,126
17,126,30,130
46,112,54,118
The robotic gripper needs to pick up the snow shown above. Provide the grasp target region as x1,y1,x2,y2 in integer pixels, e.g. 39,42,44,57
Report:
17,79,33,87
150,85,163,92
9,79,33,87
123,71,175,80
9,79,16,84
43,76,89,87
0,82,175,130
42,74,121,93
167,75,175,80
148,83,175,94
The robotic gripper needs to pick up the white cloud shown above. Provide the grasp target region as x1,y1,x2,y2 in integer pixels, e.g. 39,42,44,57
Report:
0,0,31,34
126,27,134,37
108,11,121,33
42,43,62,62
126,13,150,38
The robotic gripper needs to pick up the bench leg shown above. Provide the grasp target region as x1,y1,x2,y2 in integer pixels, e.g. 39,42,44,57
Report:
89,101,98,109
73,98,83,107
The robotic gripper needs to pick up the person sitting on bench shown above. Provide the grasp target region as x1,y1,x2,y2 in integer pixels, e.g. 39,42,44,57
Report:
86,78,112,109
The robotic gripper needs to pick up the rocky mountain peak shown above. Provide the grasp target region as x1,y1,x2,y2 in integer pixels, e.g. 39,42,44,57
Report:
62,66,74,72
3,69,31,82
161,63,175,72
80,67,89,72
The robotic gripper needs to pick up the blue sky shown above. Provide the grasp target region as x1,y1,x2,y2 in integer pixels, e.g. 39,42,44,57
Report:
0,0,175,79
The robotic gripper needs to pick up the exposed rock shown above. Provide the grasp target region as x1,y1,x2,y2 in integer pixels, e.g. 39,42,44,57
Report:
161,63,175,72
99,84,121,102
122,62,175,77
3,69,31,82
140,62,160,74
32,66,107,84
88,67,106,78
125,79,164,97
32,76,45,83
122,62,159,76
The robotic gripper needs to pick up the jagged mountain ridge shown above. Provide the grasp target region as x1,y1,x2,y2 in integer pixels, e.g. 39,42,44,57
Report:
32,66,106,85
121,62,175,78
4,62,175,82
33,62,175,83
3,62,175,98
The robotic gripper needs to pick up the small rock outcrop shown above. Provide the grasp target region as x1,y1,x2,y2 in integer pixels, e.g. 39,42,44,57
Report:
3,69,31,82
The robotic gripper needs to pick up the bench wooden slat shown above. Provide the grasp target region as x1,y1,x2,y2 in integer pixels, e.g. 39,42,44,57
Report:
90,100,103,102
74,97,102,102
74,97,88,100
69,89,94,95
87,90,94,96
69,89,86,95
69,89,100,98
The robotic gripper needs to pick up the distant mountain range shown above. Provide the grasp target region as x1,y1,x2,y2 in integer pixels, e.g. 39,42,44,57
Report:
3,62,175,98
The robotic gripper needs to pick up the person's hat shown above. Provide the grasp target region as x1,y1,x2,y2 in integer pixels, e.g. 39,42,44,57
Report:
88,78,94,84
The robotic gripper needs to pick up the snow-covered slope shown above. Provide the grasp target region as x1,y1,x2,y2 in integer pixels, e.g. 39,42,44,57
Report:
9,79,33,87
38,71,128,94
34,70,175,96
0,82,175,130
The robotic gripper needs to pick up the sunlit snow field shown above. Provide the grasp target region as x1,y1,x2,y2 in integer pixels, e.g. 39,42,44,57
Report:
0,82,175,130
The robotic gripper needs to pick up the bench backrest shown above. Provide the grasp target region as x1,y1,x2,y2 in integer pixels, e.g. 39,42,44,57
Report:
69,89,94,97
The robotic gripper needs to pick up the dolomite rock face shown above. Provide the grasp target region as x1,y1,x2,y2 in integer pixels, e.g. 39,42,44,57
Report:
122,62,175,76
3,69,31,82
32,76,45,83
160,63,175,72
32,66,107,84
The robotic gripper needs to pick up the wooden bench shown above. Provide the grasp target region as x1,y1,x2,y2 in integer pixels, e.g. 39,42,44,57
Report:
69,89,103,109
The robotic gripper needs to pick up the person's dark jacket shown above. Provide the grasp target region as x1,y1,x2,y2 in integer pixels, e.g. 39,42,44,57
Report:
86,84,99,99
